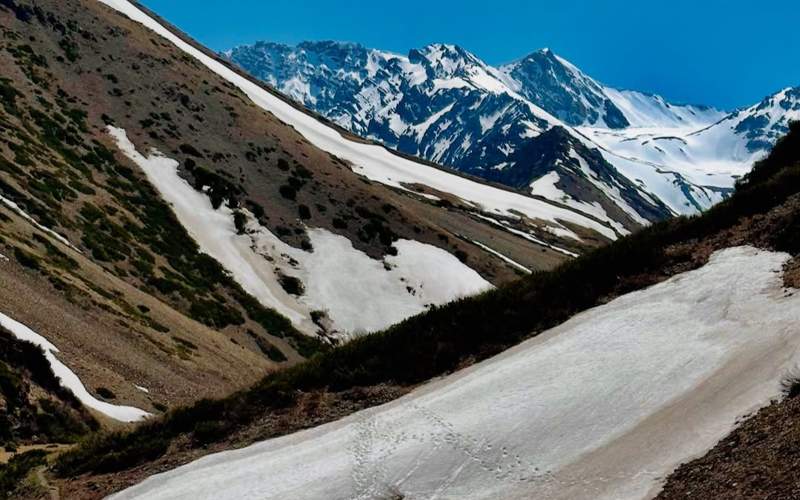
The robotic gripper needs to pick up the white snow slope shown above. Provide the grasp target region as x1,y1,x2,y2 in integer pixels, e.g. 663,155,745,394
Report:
0,311,150,423
97,0,620,243
580,87,800,214
108,126,490,337
110,246,800,499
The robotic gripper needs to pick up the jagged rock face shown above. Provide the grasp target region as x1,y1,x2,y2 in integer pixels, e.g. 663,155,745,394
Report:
226,42,557,171
500,49,629,128
225,40,797,225
729,87,800,153
485,127,673,227
224,42,679,226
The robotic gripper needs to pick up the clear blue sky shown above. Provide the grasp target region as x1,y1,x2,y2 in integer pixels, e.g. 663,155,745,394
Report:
140,0,799,110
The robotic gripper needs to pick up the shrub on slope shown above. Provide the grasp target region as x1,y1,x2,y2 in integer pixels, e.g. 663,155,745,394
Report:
0,327,98,448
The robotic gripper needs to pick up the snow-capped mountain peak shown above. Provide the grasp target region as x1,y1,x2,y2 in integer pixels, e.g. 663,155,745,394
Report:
225,40,794,226
722,86,800,153
500,48,629,128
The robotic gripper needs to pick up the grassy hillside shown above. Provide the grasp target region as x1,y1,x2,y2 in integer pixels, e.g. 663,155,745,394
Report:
50,123,800,495
0,0,330,412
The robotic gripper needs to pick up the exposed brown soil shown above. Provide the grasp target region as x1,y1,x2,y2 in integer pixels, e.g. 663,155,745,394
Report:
657,393,800,500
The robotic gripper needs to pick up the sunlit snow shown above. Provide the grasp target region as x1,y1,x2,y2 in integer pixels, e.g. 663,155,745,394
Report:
107,127,491,337
111,247,800,498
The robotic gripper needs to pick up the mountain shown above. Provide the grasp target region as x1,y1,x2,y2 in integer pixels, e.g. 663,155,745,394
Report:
581,86,800,212
0,0,637,470
225,41,751,223
53,22,800,494
500,48,631,128
1,0,799,498
698,86,800,155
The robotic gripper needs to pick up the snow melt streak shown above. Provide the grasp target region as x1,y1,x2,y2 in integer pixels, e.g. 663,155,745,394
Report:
0,312,150,422
111,247,800,499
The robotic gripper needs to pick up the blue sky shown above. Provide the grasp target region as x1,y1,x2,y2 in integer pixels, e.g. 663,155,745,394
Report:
141,0,799,110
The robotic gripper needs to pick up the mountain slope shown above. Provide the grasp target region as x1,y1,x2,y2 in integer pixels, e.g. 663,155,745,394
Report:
49,115,800,500
104,246,800,500
225,42,683,230
0,0,637,451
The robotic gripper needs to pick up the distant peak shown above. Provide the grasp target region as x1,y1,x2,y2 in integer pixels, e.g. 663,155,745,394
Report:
297,40,365,51
420,43,475,58
410,43,482,69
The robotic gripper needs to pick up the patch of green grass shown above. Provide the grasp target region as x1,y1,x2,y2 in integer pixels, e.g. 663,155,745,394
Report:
0,450,47,500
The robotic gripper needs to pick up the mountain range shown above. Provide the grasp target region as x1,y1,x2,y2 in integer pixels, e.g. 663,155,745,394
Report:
225,41,800,228
2,1,800,499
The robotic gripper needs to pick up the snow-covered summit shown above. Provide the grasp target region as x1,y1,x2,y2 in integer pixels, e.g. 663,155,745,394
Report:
225,40,794,224
500,48,630,128
711,86,800,154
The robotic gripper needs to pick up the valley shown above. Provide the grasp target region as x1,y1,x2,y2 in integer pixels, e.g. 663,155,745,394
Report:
0,0,798,498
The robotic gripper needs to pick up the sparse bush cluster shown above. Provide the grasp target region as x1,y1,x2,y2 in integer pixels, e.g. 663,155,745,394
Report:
0,450,47,500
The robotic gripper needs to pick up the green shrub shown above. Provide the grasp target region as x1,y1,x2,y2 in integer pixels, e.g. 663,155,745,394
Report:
13,247,40,270
279,184,296,200
189,299,245,329
0,450,47,500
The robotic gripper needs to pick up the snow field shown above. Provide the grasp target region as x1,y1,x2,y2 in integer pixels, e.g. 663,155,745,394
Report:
111,246,800,499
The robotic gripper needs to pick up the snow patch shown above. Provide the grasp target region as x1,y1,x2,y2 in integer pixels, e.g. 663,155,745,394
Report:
107,126,490,337
111,247,800,498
